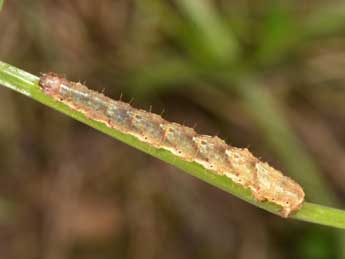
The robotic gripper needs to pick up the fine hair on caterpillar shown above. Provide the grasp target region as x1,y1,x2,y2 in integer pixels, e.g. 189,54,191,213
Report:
39,72,305,217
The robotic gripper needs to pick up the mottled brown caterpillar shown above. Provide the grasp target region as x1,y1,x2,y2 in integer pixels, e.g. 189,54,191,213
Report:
39,73,305,217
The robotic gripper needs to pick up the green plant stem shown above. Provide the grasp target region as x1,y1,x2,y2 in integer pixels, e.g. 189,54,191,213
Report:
1,61,345,229
176,0,239,63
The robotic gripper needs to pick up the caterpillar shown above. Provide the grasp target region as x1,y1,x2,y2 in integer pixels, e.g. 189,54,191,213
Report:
39,73,305,217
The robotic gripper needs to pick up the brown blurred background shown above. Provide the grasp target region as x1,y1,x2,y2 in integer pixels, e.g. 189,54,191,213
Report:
1,1,345,258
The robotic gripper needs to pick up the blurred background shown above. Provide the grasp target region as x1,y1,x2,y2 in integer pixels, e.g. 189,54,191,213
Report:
1,0,345,258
